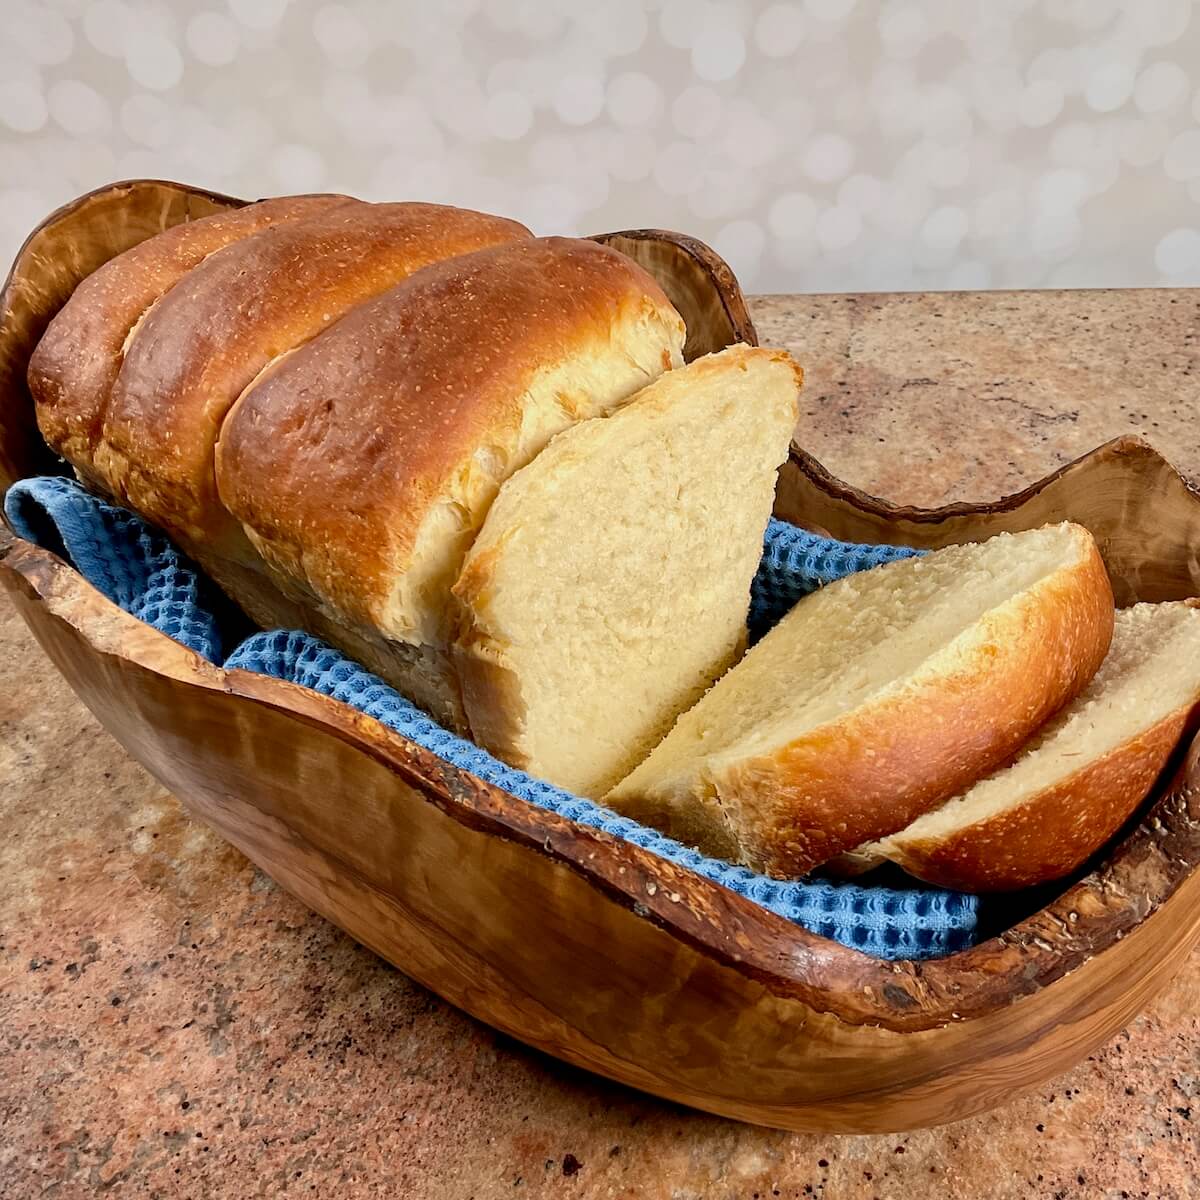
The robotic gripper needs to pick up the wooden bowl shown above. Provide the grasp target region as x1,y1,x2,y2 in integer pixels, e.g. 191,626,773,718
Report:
4,181,1200,1134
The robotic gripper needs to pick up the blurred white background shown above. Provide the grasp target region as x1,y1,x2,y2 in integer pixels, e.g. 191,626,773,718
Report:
3,0,1200,294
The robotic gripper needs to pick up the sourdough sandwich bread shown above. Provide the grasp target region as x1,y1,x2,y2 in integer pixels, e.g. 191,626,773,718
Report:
859,601,1200,890
28,200,687,729
452,345,801,796
25,192,1179,900
607,524,1115,876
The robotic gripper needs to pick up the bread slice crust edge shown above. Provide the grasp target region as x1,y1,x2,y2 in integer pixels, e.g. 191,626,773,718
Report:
876,706,1190,891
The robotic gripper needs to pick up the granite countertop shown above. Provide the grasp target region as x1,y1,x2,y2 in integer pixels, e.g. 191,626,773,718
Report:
3,289,1199,1199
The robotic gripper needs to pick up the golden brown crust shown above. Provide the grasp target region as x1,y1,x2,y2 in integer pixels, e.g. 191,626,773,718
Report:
701,533,1116,877
215,236,683,638
96,201,531,549
883,708,1192,891
28,194,350,485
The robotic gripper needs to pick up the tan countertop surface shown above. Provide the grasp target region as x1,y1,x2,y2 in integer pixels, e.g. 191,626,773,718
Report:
3,289,1199,1199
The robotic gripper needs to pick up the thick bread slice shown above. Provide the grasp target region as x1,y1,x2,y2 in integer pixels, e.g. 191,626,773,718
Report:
28,193,350,486
452,345,801,797
606,524,1115,876
861,601,1200,891
215,237,686,724
94,201,531,554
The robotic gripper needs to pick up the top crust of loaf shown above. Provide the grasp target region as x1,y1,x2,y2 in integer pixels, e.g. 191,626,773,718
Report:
215,236,687,649
608,523,1115,877
452,344,802,796
94,201,532,551
28,193,350,485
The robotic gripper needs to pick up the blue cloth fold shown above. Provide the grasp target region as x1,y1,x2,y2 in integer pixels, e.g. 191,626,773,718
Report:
6,475,225,661
5,476,976,960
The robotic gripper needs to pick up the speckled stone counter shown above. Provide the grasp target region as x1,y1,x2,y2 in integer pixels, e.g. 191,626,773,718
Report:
3,289,1198,1199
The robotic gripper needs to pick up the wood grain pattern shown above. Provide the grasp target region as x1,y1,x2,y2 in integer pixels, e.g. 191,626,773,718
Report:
3,179,1200,1133
590,229,758,359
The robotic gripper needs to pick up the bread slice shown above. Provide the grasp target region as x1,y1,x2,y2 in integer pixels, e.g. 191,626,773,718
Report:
452,345,801,797
860,601,1200,891
606,524,1115,876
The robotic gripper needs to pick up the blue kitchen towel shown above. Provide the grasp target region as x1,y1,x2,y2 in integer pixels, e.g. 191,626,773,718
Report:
5,476,975,959
5,475,225,661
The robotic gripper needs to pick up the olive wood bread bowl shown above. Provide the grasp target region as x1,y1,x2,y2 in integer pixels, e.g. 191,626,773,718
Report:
3,180,1200,1133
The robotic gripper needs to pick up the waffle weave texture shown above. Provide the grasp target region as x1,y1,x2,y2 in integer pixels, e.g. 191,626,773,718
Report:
6,476,974,960
6,475,225,661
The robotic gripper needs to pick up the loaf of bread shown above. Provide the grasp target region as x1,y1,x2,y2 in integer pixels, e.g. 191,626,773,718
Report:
29,193,1177,900
28,197,688,726
89,201,531,557
453,345,801,796
606,524,1115,876
29,193,351,488
855,601,1200,891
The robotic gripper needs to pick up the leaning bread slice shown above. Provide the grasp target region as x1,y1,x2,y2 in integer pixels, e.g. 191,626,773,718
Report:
606,524,1114,876
452,345,801,797
859,601,1200,891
